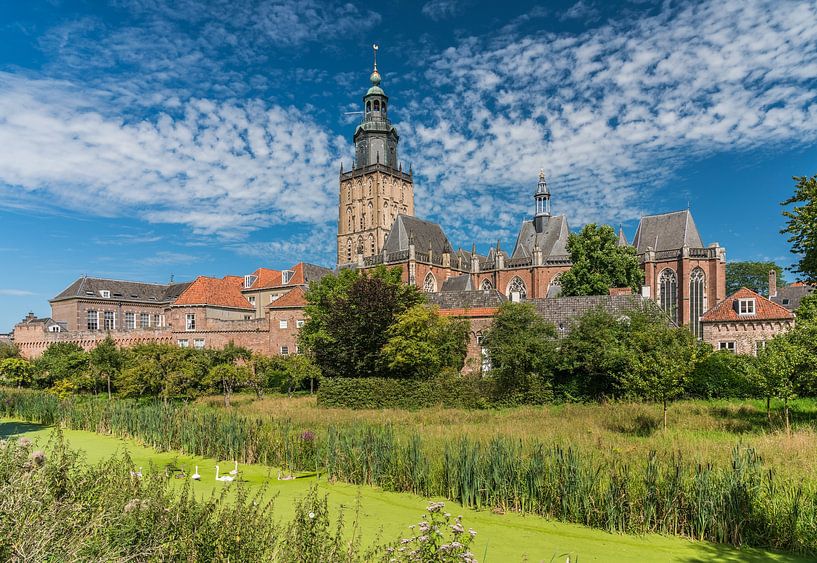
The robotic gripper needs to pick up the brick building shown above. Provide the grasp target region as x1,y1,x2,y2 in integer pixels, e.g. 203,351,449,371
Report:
701,287,795,355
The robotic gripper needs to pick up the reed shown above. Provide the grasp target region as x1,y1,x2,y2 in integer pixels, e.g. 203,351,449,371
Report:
2,388,815,555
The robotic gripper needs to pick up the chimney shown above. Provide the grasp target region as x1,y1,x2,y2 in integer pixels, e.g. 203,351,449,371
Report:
769,269,777,298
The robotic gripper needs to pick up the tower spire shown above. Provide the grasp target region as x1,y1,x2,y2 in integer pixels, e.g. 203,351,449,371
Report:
373,43,379,72
533,169,551,233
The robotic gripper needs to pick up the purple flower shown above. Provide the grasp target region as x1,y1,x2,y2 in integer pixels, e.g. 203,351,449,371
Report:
300,430,316,442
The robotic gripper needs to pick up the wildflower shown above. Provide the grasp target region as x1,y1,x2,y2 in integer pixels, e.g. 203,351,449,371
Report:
451,522,465,533
124,499,141,513
300,430,316,442
418,522,430,533
17,437,31,448
451,541,462,548
418,535,428,543
468,528,477,538
308,511,315,519
401,538,412,545
444,512,451,518
427,501,445,513
30,450,46,466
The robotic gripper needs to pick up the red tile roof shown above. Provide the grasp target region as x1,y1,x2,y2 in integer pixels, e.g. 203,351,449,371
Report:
174,276,254,309
701,287,794,323
267,286,307,309
247,268,283,289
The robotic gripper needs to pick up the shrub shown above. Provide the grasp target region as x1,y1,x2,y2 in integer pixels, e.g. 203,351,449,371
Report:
687,352,758,399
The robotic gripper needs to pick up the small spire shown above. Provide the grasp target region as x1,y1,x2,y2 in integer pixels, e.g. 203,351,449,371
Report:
496,239,501,252
373,43,379,72
539,168,545,181
471,242,476,256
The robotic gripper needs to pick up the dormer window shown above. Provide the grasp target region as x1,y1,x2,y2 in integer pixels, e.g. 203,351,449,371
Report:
738,298,756,315
100,290,111,298
282,270,295,284
244,275,257,288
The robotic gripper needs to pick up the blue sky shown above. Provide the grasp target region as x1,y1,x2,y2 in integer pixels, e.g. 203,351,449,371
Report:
1,0,816,331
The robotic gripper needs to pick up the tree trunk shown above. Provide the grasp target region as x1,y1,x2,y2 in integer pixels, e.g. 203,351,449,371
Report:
310,377,314,395
107,374,112,400
784,397,790,435
766,396,771,425
663,399,668,431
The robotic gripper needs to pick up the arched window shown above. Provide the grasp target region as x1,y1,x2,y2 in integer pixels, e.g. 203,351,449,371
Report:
423,272,437,293
547,273,562,298
689,268,706,339
346,239,352,262
366,101,371,112
346,207,352,230
507,277,527,302
369,233,375,255
367,202,373,227
374,100,380,111
357,236,363,255
346,185,351,201
658,268,678,324
480,279,493,291
382,102,387,113
360,213,364,229
367,179,372,197
401,186,405,202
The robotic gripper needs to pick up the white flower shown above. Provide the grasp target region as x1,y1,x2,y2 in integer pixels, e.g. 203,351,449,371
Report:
308,512,315,519
468,528,477,537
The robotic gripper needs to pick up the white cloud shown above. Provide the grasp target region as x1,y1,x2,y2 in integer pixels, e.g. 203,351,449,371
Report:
0,72,344,236
422,0,466,21
401,0,817,245
0,289,36,297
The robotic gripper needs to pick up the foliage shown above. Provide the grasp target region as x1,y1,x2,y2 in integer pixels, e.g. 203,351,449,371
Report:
317,375,504,410
89,336,122,398
117,344,210,401
300,266,425,378
385,502,477,562
781,174,817,283
559,223,643,296
618,319,697,428
2,389,815,555
32,342,89,390
687,350,757,399
381,305,469,380
0,341,18,360
795,292,817,323
725,261,784,296
482,302,557,396
0,358,34,387
205,364,251,407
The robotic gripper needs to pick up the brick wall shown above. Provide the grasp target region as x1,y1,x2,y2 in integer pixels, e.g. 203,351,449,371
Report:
702,319,794,355
13,324,172,359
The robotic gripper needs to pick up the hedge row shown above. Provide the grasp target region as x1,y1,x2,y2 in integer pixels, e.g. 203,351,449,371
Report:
317,376,552,409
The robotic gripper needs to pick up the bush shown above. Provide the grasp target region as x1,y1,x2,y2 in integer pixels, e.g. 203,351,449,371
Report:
687,352,758,399
317,375,551,409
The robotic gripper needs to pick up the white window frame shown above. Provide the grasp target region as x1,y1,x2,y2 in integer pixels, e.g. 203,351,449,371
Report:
738,298,756,315
248,296,256,305
282,270,295,284
185,313,196,331
193,339,205,349
279,319,288,329
124,312,136,330
754,340,767,356
100,290,111,298
719,341,736,353
140,313,151,328
177,339,189,348
280,345,289,356
103,311,116,331
87,310,99,331
296,319,305,328
244,275,257,288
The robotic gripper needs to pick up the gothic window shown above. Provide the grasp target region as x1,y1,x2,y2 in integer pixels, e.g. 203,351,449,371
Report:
423,272,437,293
547,273,562,298
360,213,364,229
366,101,371,112
401,185,405,202
690,268,705,339
367,179,372,197
346,239,352,262
658,268,678,324
346,207,352,230
369,233,375,255
367,202,373,226
382,102,386,112
374,100,380,111
357,236,363,255
346,184,350,201
507,277,527,302
480,279,493,291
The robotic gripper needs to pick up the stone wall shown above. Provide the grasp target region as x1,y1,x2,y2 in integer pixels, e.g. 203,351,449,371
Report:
702,319,794,356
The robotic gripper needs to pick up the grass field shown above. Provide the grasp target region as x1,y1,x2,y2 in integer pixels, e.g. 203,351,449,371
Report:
1,417,810,563
201,394,817,480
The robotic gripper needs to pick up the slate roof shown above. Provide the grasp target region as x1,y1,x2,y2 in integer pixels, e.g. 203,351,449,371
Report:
702,288,795,323
440,274,472,292
174,276,253,309
632,210,704,253
529,294,664,334
511,215,570,259
427,290,508,309
617,227,629,247
51,277,191,304
267,286,307,309
771,284,815,312
292,262,333,285
384,215,451,255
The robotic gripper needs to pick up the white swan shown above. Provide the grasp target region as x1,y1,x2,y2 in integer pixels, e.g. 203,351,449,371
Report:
277,469,296,481
130,467,143,479
191,466,200,481
229,461,239,476
215,465,234,482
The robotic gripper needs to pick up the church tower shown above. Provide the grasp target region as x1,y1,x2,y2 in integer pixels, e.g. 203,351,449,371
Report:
337,45,414,266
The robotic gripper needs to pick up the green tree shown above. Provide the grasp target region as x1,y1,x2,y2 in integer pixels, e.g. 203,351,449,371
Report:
89,336,121,399
482,302,557,395
619,323,696,429
725,261,784,296
206,363,251,407
781,174,817,283
0,342,19,360
33,342,89,390
299,266,424,378
756,335,808,434
687,349,757,399
117,344,209,401
795,292,817,324
0,358,34,388
559,224,643,296
381,304,469,379
282,354,322,395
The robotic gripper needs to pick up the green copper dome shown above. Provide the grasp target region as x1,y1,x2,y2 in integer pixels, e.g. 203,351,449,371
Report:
370,69,381,85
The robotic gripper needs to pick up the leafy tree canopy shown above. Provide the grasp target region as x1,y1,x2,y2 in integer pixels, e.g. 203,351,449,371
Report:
725,261,784,296
381,304,469,380
0,342,19,360
0,358,34,388
560,224,643,296
299,266,425,378
33,342,89,389
781,174,817,283
795,292,817,324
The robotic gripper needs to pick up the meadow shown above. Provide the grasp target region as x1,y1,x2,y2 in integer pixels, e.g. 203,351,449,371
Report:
0,419,809,563
3,388,817,557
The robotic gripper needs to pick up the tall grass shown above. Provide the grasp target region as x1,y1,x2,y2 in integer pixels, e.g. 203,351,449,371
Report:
2,388,816,555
